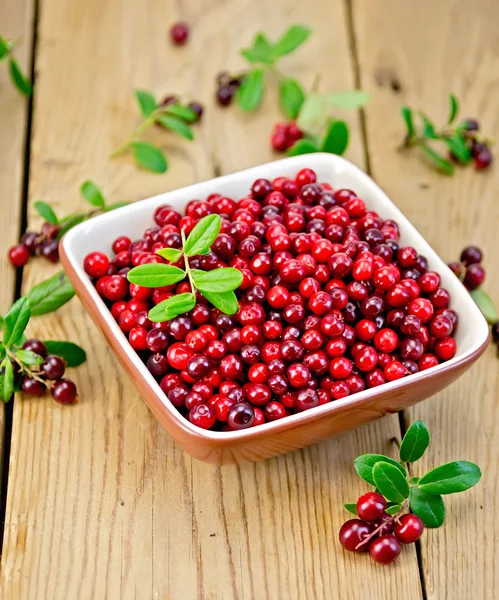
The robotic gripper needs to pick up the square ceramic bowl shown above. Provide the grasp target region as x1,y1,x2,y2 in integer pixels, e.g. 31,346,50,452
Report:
60,154,489,465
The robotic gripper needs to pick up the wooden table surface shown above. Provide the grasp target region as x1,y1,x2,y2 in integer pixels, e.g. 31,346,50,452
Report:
0,0,498,598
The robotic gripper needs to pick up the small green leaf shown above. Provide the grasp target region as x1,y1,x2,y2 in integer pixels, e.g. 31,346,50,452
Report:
0,316,4,329
278,78,305,119
373,461,410,503
43,341,87,367
241,33,274,64
271,25,311,60
420,144,455,175
0,36,11,60
354,453,406,486
326,90,370,109
199,290,239,315
401,106,415,139
26,271,75,316
297,94,328,135
344,503,357,516
80,180,106,208
16,348,44,366
3,297,31,347
127,264,186,288
0,359,14,403
131,142,168,173
385,503,402,515
9,58,32,96
183,214,222,257
156,248,182,262
192,268,243,293
444,134,471,164
148,293,196,322
399,420,430,463
322,120,349,155
155,114,194,140
409,487,445,528
287,139,320,156
418,461,481,495
419,112,438,139
448,94,459,124
236,69,265,112
410,477,421,485
34,201,59,225
470,288,499,324
135,89,157,118
162,104,197,123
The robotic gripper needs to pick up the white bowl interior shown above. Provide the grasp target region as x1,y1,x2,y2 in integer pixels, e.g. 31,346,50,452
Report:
62,153,489,435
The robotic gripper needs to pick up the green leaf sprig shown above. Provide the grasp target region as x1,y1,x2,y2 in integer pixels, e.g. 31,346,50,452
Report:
127,214,242,321
400,94,494,174
111,90,198,173
0,35,32,96
344,420,481,548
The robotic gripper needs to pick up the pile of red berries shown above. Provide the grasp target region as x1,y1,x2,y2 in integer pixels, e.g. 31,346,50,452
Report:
448,245,485,290
84,167,458,431
8,222,60,268
339,492,424,564
18,339,78,404
215,72,245,107
271,122,303,152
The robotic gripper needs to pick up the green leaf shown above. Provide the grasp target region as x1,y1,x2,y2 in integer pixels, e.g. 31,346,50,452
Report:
3,297,31,347
241,33,274,64
401,106,415,139
297,94,328,134
0,359,14,403
278,78,305,119
162,104,197,123
409,487,445,528
199,290,239,315
444,134,471,164
354,453,406,486
326,90,370,109
148,293,196,322
448,94,459,124
420,144,455,175
192,268,243,293
135,89,157,118
0,316,4,329
344,503,357,515
156,248,182,262
399,420,430,463
470,288,498,324
271,25,311,59
0,37,11,60
419,112,438,139
34,201,59,225
410,477,421,485
322,120,349,155
287,139,320,156
155,114,194,140
385,503,402,515
373,461,410,503
131,142,168,174
80,180,105,208
127,264,186,287
418,461,481,495
43,341,87,367
183,214,222,257
9,57,32,96
16,348,44,366
26,271,75,316
236,69,265,112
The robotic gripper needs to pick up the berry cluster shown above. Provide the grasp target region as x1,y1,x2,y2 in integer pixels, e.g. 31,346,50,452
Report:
18,339,78,404
460,119,493,170
340,492,424,564
8,223,60,268
158,94,203,123
271,122,303,152
84,167,458,432
448,245,485,290
215,72,245,107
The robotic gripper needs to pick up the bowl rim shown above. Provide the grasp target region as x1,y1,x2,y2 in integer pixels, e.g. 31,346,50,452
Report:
60,153,490,443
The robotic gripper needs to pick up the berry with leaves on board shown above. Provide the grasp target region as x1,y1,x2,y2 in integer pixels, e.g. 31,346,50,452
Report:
340,420,481,565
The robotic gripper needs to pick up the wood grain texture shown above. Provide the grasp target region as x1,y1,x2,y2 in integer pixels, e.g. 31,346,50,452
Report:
0,0,34,487
352,0,499,597
0,0,424,598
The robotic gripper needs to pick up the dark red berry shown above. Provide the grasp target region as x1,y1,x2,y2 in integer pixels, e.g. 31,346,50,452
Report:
339,519,373,552
394,514,424,544
369,534,401,564
41,355,66,380
356,492,387,522
51,379,78,404
170,22,189,45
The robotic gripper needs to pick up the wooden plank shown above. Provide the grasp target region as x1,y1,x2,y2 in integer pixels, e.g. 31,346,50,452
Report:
0,0,34,492
0,0,423,597
352,0,499,597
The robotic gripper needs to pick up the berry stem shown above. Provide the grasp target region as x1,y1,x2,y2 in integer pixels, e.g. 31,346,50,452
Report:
180,229,197,297
6,349,50,388
354,499,409,551
110,112,158,158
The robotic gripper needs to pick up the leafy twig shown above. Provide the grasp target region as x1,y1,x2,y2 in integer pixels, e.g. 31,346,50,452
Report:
0,35,32,96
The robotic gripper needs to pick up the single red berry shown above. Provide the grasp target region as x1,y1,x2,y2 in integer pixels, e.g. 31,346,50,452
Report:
51,379,78,404
464,263,485,290
369,534,401,564
356,492,387,522
394,514,424,544
8,244,30,268
189,404,216,429
170,22,189,45
338,519,373,552
84,251,110,278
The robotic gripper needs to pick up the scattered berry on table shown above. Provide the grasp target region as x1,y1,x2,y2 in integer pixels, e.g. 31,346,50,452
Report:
170,22,189,46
